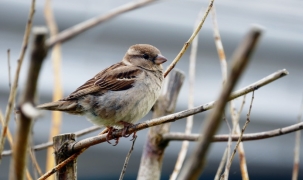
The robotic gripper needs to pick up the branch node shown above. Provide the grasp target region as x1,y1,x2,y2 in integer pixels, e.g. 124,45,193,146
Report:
21,102,43,119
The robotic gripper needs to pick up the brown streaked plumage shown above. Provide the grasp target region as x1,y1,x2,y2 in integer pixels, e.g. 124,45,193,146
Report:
37,44,167,145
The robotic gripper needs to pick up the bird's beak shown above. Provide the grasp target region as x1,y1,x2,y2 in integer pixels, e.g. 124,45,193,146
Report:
154,54,167,65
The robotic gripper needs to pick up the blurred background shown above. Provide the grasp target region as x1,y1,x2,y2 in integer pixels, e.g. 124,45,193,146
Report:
0,0,303,179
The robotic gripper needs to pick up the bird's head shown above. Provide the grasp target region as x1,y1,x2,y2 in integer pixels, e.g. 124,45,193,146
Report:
123,44,167,72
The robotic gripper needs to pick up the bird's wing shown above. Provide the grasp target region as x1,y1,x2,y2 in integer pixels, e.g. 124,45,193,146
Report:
63,62,143,100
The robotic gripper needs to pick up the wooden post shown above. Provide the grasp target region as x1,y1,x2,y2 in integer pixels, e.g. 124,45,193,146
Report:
53,133,77,180
137,69,185,180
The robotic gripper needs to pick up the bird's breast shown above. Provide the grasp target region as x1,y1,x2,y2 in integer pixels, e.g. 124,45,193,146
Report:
82,71,163,128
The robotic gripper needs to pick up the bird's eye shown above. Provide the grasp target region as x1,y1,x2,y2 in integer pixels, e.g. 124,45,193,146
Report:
143,54,149,60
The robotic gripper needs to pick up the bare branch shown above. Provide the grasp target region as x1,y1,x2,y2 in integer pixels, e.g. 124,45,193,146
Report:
46,0,156,48
211,6,230,180
164,0,214,77
231,95,246,134
10,27,47,180
119,136,137,180
2,125,101,156
29,147,43,177
233,95,249,180
222,91,255,180
170,7,204,179
211,6,227,83
38,148,87,180
0,111,13,151
177,26,262,180
0,110,33,180
222,115,232,180
7,49,11,89
214,149,228,180
162,122,303,142
0,0,36,161
38,113,303,180
292,95,303,180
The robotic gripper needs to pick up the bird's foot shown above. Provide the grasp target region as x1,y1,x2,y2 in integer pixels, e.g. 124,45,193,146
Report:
104,127,120,146
119,121,137,141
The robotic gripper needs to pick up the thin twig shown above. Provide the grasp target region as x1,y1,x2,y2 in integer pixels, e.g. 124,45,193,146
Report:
163,121,303,142
229,96,249,180
211,6,227,83
119,136,137,180
0,0,36,161
211,6,231,179
223,115,232,180
234,96,249,180
224,92,254,178
0,111,33,180
170,7,203,180
2,125,102,156
46,0,156,48
29,148,43,177
7,49,11,89
237,96,246,117
44,0,63,173
0,111,13,149
229,95,246,135
292,95,303,180
164,0,214,77
214,148,228,180
38,148,87,180
221,91,255,180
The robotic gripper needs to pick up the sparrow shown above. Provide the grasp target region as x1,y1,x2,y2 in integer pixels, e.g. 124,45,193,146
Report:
37,44,167,145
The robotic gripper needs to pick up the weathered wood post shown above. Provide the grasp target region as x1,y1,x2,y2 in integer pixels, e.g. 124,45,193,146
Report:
53,133,77,180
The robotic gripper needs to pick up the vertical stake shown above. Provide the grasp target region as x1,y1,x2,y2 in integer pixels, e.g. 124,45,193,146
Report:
53,133,77,180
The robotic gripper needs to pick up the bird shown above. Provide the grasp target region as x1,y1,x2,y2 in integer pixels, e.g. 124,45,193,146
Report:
37,44,167,145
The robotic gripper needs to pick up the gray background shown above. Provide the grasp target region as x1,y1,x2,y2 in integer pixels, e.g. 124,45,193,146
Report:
0,0,303,179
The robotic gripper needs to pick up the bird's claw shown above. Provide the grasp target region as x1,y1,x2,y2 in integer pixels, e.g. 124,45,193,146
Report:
104,127,120,146
129,131,137,141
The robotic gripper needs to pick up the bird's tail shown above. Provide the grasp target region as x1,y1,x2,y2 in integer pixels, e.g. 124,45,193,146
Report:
37,100,80,114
